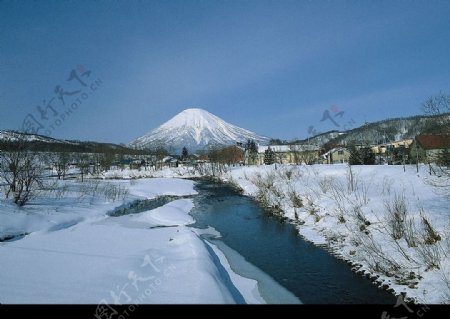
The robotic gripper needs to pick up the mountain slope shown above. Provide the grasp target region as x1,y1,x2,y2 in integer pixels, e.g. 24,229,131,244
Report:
322,113,449,148
130,108,270,152
292,131,345,146
0,130,78,145
0,130,146,154
285,113,449,149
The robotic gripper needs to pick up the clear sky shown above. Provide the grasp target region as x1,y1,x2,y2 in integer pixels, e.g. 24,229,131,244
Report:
1,0,450,143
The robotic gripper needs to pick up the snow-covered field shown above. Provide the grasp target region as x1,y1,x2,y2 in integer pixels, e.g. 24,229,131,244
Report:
222,164,450,304
0,178,264,304
1,163,449,304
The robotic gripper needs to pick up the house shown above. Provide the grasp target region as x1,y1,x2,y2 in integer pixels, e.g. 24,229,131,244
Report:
371,139,413,164
244,144,321,165
410,134,450,163
320,147,350,164
371,139,413,155
161,156,180,167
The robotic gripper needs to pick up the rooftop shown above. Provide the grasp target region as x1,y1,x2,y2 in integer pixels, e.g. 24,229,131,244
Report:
416,134,450,150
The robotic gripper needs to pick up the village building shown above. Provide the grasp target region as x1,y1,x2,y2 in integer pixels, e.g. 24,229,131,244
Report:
371,139,413,155
320,147,350,164
244,144,321,165
410,134,450,163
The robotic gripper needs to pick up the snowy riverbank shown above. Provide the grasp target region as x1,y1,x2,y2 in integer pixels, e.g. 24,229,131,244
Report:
0,178,265,304
222,164,450,304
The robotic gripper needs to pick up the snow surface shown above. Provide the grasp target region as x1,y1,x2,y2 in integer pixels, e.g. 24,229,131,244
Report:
0,178,266,304
129,108,269,151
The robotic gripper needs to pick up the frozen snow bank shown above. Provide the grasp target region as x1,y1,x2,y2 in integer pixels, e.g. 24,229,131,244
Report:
0,178,197,240
127,178,197,199
132,199,195,226
0,178,267,304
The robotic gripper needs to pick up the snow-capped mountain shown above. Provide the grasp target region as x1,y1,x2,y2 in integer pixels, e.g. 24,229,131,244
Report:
130,108,270,152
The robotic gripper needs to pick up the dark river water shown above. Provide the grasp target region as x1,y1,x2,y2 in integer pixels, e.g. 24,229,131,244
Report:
190,179,397,304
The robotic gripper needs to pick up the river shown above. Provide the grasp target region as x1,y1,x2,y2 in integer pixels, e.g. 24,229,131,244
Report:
190,179,397,304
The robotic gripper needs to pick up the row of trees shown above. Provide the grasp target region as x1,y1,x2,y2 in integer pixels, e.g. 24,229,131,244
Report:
0,141,247,207
202,145,244,165
0,139,170,206
349,143,450,167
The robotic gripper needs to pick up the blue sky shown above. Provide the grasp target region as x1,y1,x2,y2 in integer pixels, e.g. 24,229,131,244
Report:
1,0,450,143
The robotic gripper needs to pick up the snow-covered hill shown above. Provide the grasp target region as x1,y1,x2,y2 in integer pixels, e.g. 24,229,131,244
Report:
293,113,449,148
325,114,449,147
0,130,78,145
130,108,270,152
0,130,140,154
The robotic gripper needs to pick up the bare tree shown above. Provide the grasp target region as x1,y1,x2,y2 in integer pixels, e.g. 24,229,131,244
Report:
422,93,450,120
0,143,45,206
0,150,21,199
99,151,115,172
421,93,450,192
49,152,70,180
77,154,91,182
220,146,243,165
422,93,450,134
